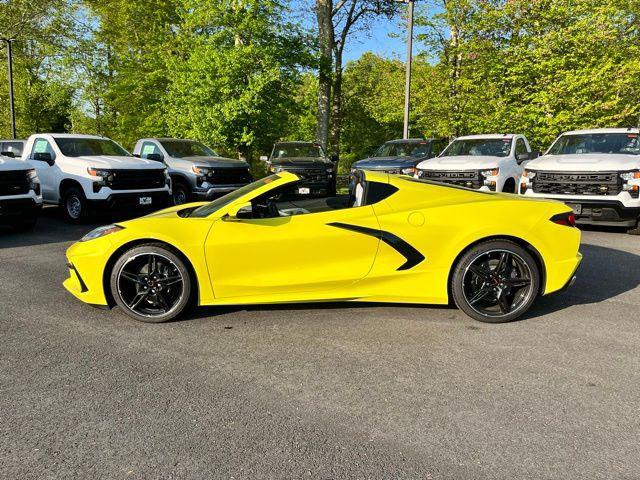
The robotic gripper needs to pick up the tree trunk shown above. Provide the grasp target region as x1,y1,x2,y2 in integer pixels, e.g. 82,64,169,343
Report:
448,23,462,136
316,0,333,150
329,50,342,158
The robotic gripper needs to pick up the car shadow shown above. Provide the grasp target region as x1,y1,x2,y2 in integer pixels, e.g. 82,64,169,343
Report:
189,242,640,324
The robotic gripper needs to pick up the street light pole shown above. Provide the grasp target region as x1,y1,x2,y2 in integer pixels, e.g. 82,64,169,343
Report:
1,38,17,139
403,0,414,140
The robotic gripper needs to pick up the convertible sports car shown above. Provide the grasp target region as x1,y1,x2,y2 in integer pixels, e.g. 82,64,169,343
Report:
64,171,582,323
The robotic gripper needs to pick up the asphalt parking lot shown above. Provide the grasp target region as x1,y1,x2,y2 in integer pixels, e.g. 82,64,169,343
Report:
1,208,639,479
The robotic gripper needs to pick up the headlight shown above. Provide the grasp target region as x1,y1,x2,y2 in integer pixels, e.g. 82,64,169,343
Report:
27,169,41,194
401,167,417,175
326,167,334,173
192,166,214,177
80,224,124,242
87,167,111,177
523,170,537,179
620,170,640,181
481,168,500,177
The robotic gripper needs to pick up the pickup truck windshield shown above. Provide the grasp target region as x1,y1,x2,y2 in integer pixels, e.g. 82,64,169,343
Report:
55,138,131,157
441,139,512,158
160,140,218,158
189,175,282,218
273,144,324,159
548,133,639,155
374,142,428,158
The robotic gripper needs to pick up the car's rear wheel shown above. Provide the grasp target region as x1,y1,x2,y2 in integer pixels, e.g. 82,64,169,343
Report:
451,240,540,323
110,244,192,323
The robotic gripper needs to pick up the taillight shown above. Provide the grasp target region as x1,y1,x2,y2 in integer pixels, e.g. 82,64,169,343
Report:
550,212,576,227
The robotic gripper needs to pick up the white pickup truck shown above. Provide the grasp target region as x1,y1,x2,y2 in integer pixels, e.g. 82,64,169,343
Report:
21,134,171,222
415,134,535,193
520,128,640,234
0,153,42,231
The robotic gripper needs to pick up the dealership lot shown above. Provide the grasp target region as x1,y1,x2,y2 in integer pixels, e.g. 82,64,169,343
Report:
1,208,639,479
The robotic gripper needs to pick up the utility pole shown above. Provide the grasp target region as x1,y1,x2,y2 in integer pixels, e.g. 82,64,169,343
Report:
1,38,16,139
402,0,414,139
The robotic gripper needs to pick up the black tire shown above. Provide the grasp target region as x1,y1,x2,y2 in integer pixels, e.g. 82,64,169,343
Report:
110,244,193,323
502,179,516,193
172,181,191,206
62,186,88,223
627,220,640,235
451,240,540,323
10,214,38,232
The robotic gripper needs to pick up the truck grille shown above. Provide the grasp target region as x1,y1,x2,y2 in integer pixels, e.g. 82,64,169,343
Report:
281,167,328,183
0,170,30,196
211,167,252,185
418,170,482,189
532,171,622,196
109,169,166,191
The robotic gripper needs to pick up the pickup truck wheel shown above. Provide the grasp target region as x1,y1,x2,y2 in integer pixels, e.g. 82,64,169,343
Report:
627,220,640,236
451,240,540,323
110,244,192,323
172,182,190,206
502,179,516,193
62,186,88,223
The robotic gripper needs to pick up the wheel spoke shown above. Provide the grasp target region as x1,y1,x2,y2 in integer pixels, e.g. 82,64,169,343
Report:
155,292,169,312
147,255,156,274
164,275,183,286
467,286,493,305
495,252,511,274
504,277,530,288
121,271,143,284
128,292,148,310
469,264,492,281
497,291,511,314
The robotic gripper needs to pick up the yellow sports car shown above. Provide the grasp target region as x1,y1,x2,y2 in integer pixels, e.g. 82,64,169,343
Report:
64,170,581,323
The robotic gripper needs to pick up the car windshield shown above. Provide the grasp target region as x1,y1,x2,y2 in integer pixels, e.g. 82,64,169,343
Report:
441,138,512,157
160,140,218,158
2,141,24,156
55,138,131,157
273,144,324,159
547,133,640,155
189,175,282,218
374,141,429,158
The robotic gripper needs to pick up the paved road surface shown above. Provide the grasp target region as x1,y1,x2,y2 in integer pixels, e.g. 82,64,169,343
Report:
1,208,639,479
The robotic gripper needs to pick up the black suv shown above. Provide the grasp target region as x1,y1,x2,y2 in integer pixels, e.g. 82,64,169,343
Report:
261,141,337,196
351,138,448,176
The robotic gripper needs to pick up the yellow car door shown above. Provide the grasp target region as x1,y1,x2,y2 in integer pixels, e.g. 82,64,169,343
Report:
205,205,381,299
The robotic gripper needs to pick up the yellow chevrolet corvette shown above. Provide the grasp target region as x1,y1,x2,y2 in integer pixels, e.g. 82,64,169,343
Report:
64,170,581,323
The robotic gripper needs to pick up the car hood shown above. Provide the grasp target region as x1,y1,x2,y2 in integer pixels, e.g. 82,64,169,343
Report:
526,153,640,172
74,155,167,170
0,155,30,171
417,155,505,170
182,156,249,168
270,158,331,168
353,156,419,168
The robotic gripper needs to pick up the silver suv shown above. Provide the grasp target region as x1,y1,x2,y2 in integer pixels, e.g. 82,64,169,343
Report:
133,138,253,205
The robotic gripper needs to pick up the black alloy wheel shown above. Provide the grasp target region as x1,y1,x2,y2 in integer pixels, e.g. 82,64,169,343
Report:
451,240,540,323
110,244,192,323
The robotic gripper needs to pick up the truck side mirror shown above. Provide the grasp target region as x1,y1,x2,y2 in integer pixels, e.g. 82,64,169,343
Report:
516,152,530,163
259,155,269,162
146,153,164,162
1,151,15,158
32,152,55,166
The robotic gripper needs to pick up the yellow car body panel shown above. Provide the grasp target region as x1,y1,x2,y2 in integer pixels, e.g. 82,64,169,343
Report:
64,171,581,310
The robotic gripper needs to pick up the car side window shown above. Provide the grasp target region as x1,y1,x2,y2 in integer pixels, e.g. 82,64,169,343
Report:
140,141,160,159
515,139,528,157
31,138,56,160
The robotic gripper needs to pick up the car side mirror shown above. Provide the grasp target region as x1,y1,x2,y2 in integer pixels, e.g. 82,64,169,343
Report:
329,154,339,163
146,153,164,162
32,152,55,166
1,151,15,158
224,202,253,221
259,155,269,162
516,152,530,163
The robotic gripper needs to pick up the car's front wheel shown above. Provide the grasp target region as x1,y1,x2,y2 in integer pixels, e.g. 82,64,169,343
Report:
110,244,192,323
62,187,88,223
172,181,190,206
451,240,540,323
